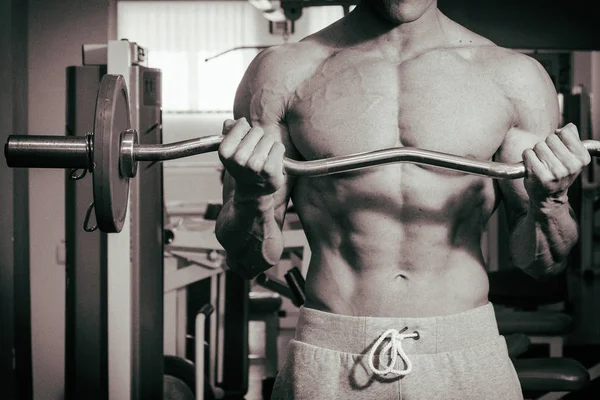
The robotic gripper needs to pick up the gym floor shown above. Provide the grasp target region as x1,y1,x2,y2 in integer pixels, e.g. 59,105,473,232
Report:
245,269,600,400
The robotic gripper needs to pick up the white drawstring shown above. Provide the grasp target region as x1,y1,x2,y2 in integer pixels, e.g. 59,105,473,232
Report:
367,328,420,377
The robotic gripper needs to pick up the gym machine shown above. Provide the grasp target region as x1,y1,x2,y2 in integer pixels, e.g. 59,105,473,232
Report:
65,40,164,400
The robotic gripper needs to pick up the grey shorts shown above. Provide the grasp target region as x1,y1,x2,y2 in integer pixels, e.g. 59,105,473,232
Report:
272,303,523,400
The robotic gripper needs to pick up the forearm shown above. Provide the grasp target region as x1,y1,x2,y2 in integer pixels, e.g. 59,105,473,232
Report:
215,194,284,279
509,200,579,279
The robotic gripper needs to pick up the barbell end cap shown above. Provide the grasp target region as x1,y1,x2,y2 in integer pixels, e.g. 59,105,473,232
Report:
4,140,9,166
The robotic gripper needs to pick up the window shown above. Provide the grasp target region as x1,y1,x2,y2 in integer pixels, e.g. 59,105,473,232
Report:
304,5,346,33
119,1,261,112
118,1,349,113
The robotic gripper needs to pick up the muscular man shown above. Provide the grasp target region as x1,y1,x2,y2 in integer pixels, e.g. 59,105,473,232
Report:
215,1,591,398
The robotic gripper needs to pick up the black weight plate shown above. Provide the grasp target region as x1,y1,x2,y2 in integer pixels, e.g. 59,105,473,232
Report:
93,74,131,233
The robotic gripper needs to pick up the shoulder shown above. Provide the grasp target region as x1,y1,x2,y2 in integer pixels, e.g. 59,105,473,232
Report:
240,41,330,93
234,41,332,121
476,48,559,130
442,16,548,92
234,41,328,115
475,48,555,98
442,15,560,137
444,16,554,95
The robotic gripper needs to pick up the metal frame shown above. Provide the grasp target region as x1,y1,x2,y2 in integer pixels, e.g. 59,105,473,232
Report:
106,40,136,399
129,63,164,399
163,251,225,397
107,40,165,399
65,64,109,400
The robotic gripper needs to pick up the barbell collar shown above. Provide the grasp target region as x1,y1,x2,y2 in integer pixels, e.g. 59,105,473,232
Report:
5,135,90,170
120,129,138,178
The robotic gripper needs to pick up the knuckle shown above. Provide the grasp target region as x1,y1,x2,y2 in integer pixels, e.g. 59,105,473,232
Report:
559,124,579,139
564,160,581,174
232,151,248,165
222,119,236,133
273,141,286,154
262,160,280,176
249,126,264,136
262,161,275,173
566,122,578,131
246,156,265,173
533,141,545,151
256,135,274,151
262,133,276,146
275,141,285,150
237,117,250,127
546,134,562,146
551,165,569,178
533,144,547,158
218,143,235,160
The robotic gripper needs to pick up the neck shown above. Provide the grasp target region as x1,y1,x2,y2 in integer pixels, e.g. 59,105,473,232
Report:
342,1,449,59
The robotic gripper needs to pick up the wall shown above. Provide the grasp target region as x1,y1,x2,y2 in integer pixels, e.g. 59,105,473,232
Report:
27,0,109,398
1,0,30,398
438,0,600,50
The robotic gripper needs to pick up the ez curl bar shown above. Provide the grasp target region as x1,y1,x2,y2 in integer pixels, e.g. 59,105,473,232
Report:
5,74,600,233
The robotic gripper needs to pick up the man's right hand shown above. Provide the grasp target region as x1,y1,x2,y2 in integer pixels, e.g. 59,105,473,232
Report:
218,118,287,203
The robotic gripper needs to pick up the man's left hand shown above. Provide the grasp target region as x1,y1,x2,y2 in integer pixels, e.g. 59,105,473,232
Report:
522,123,591,208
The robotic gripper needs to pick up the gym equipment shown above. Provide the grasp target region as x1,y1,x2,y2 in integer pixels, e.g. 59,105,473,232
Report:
163,374,194,400
248,292,283,379
63,41,165,400
5,75,600,233
163,354,216,400
256,268,305,308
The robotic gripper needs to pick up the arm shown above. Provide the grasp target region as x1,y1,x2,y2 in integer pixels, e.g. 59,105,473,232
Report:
215,47,301,279
495,53,590,279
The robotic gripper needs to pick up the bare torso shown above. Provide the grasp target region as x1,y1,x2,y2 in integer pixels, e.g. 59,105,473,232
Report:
271,12,525,317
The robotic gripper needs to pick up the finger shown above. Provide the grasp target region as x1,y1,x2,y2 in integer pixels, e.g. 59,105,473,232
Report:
263,142,286,178
219,118,251,160
545,134,582,174
523,148,553,182
222,119,236,135
556,124,591,163
232,127,265,167
533,142,568,178
246,135,276,173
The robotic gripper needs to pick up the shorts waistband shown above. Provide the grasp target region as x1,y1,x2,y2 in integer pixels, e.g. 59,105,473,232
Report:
295,303,499,355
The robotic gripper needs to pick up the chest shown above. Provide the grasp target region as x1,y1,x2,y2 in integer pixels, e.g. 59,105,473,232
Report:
286,50,514,163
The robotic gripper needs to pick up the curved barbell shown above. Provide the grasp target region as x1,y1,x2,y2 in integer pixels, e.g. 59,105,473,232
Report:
5,74,600,233
9,131,600,179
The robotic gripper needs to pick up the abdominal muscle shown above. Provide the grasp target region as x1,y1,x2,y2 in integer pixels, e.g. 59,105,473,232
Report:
292,163,494,318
